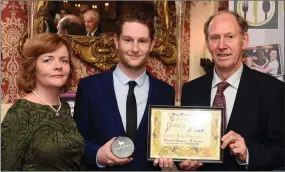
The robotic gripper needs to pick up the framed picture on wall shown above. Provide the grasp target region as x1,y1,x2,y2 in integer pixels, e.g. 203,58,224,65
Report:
234,1,278,29
243,43,284,81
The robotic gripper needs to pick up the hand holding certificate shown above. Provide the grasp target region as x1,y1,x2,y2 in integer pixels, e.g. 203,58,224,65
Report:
147,106,224,163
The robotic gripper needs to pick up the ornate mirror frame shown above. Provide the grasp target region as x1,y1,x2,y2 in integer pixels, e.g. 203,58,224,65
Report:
19,1,178,71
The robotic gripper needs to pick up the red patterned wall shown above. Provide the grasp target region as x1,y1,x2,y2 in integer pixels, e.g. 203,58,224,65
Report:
1,1,191,104
1,1,27,103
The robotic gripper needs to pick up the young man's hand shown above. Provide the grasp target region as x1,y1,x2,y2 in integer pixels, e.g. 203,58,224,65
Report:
97,137,133,166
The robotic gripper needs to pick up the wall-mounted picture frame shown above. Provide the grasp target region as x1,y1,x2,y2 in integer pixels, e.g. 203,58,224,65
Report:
234,1,278,29
243,43,284,81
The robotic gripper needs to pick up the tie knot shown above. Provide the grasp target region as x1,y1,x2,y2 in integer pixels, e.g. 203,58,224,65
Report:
128,81,137,90
88,32,92,36
217,82,229,91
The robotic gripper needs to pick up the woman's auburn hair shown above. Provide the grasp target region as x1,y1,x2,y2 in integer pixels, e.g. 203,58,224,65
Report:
17,33,75,93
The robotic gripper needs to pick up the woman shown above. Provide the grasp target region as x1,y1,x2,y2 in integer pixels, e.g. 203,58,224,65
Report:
1,33,84,170
252,49,280,76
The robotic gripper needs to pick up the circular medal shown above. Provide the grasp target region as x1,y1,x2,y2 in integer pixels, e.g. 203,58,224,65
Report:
111,136,134,158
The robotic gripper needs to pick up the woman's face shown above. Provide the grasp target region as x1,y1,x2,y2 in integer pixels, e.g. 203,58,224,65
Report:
35,45,70,90
269,50,278,60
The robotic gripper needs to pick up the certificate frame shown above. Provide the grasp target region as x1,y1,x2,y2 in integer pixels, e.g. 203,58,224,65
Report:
147,105,224,163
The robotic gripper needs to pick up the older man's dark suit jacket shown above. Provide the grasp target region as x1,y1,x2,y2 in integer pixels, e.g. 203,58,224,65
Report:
181,64,284,171
86,24,103,37
73,68,175,171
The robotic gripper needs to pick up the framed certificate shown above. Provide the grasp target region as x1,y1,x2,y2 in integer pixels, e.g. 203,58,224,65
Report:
147,105,224,163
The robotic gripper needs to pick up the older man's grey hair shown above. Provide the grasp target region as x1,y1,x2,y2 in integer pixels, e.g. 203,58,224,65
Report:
84,10,100,21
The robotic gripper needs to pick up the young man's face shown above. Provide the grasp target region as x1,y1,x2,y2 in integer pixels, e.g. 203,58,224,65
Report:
114,21,154,70
206,13,248,75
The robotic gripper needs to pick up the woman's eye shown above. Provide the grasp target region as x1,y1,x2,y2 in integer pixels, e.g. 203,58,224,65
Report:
43,59,51,63
61,59,69,63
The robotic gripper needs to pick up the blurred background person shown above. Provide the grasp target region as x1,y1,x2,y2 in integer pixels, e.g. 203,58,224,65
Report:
79,4,89,21
55,8,69,27
243,55,256,68
1,33,85,170
83,10,102,36
60,8,68,19
57,15,86,35
44,3,58,33
251,49,269,68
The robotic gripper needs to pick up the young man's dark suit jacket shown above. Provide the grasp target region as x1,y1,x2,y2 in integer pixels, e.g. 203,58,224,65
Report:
181,64,284,171
73,68,175,171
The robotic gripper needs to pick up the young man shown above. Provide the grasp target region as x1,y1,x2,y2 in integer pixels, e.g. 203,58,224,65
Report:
74,11,175,170
180,11,284,170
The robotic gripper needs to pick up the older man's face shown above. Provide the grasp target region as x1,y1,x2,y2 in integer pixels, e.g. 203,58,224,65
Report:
206,13,249,74
84,15,98,32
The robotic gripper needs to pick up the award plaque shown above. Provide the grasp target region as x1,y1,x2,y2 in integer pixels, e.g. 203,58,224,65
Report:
147,105,224,163
111,137,135,158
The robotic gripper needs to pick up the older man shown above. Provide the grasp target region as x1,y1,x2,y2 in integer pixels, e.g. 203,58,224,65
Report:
57,15,86,35
180,10,284,171
83,10,103,36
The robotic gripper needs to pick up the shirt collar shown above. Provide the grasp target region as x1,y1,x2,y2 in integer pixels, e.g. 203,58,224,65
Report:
113,65,147,88
89,27,98,36
212,63,243,89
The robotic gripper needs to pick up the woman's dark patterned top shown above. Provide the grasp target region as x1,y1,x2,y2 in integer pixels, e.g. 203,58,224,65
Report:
1,99,85,171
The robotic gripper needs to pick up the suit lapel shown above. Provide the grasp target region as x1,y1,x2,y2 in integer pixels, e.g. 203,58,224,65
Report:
226,66,256,132
102,70,125,134
137,73,154,133
200,72,213,106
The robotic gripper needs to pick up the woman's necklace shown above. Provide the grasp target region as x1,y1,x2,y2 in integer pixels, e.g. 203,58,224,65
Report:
32,90,61,116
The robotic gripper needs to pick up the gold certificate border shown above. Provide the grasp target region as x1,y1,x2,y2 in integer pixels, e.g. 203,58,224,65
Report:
148,106,223,163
